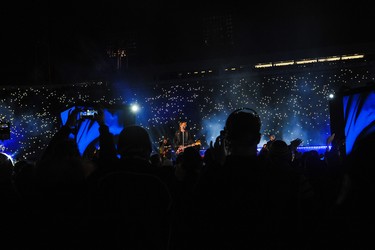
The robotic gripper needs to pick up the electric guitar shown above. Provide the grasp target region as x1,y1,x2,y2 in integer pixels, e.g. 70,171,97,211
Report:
159,145,172,158
176,140,201,155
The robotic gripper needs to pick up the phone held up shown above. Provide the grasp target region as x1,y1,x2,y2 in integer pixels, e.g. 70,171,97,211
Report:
79,108,98,119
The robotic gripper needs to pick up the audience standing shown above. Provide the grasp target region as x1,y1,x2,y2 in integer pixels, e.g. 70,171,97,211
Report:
1,104,374,250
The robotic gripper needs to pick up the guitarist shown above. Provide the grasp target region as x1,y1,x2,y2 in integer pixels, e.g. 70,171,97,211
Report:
173,120,196,155
159,136,172,160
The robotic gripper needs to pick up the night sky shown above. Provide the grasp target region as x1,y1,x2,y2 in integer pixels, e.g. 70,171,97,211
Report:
2,0,374,85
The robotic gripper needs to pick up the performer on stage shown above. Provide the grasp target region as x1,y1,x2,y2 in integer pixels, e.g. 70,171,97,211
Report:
173,121,200,155
266,134,276,149
159,136,172,160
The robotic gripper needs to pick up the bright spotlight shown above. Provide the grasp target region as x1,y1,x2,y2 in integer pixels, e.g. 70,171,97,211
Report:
329,93,334,99
130,103,140,113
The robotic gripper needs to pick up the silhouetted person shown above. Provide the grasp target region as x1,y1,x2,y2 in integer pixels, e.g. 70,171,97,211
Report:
267,139,316,248
172,147,203,250
266,134,276,149
88,125,173,250
150,152,162,167
193,108,266,249
31,107,89,248
325,131,375,249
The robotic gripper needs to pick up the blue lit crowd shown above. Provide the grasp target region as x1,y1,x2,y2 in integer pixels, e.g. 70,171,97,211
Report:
1,59,374,162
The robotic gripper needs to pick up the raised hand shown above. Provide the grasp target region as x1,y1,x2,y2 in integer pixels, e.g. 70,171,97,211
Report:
289,138,302,153
290,138,302,147
94,107,105,126
326,133,335,146
209,131,226,166
66,108,80,128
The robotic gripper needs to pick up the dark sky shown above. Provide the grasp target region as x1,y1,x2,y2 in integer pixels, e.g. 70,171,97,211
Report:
2,0,374,85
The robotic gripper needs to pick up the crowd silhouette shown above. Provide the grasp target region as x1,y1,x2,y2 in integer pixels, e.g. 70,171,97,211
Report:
0,106,374,249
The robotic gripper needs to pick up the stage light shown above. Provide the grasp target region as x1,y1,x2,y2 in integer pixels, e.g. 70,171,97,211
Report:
130,103,140,113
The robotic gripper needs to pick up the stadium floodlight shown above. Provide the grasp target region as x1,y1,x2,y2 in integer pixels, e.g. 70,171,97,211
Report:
130,103,140,113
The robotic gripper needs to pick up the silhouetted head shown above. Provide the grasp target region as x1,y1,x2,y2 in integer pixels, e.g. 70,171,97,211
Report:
175,147,202,182
181,147,203,170
150,153,161,167
269,140,292,162
223,108,261,155
117,125,152,159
